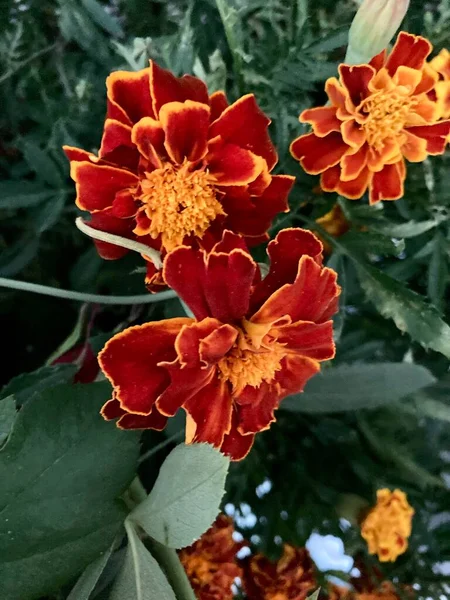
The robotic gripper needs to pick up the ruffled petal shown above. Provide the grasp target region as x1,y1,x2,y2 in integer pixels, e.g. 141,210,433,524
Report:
300,106,341,137
290,132,349,174
335,167,371,200
159,100,210,164
386,32,432,76
63,145,96,163
369,162,405,204
236,382,279,434
341,143,369,180
101,398,126,420
401,131,428,162
339,64,376,107
209,94,277,170
150,61,209,117
184,378,232,447
117,407,168,431
98,318,189,414
406,121,450,155
207,138,266,185
87,212,135,260
325,77,349,110
99,119,133,156
131,117,165,167
276,354,321,398
70,161,138,212
341,120,366,150
221,410,255,460
106,68,153,124
210,90,229,121
273,320,335,360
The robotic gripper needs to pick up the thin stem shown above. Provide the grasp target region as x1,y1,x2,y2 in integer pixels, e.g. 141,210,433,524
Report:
75,218,163,270
0,42,60,85
145,537,197,600
138,431,184,464
0,277,176,305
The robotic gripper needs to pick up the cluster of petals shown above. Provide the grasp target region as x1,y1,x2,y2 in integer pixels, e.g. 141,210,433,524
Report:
98,228,340,460
430,48,450,119
63,61,293,288
361,489,414,562
242,544,317,600
179,514,244,600
330,582,409,600
291,32,450,204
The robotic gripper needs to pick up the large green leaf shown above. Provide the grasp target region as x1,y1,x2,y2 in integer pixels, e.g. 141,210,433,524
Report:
281,363,436,413
67,540,115,600
0,181,55,209
131,444,229,549
0,363,77,406
401,374,450,423
109,522,176,600
0,396,16,446
0,382,140,600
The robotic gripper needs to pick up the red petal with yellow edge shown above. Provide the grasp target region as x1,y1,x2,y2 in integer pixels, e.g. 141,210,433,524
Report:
252,255,340,325
369,49,387,71
321,165,341,192
367,140,401,172
101,398,126,420
63,145,96,163
164,243,257,322
212,229,248,254
210,90,229,121
325,77,348,110
341,120,366,150
221,410,255,460
150,61,209,117
98,318,190,415
341,143,369,180
336,167,371,200
386,32,432,76
409,97,440,124
250,228,323,314
392,66,423,92
199,324,238,364
369,162,405,204
173,318,228,368
134,207,153,236
339,64,375,107
159,100,210,164
207,140,265,185
88,212,135,259
236,382,279,434
110,189,137,218
300,106,341,137
401,131,428,163
274,321,335,360
276,354,321,398
415,64,439,95
71,161,138,212
117,407,168,431
209,94,277,170
406,121,450,155
106,68,154,124
131,117,165,170
290,132,349,175
184,377,232,447
99,119,133,156
157,363,216,417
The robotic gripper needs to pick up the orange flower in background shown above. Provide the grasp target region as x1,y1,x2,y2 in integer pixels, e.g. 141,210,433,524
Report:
291,32,450,204
315,204,350,253
179,514,244,600
242,544,317,600
98,228,340,460
430,48,450,118
64,61,293,288
361,489,414,562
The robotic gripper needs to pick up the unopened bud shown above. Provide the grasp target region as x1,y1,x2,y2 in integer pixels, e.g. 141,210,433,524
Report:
345,0,410,65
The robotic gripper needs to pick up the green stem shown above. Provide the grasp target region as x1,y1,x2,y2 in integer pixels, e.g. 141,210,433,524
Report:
145,537,197,600
215,0,245,94
0,277,177,305
0,41,60,85
138,431,184,464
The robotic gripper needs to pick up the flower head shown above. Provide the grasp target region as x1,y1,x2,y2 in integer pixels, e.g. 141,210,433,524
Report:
291,32,450,204
430,48,450,119
346,0,410,65
64,61,293,288
98,228,340,460
242,545,317,600
179,514,244,600
315,204,350,253
361,489,414,562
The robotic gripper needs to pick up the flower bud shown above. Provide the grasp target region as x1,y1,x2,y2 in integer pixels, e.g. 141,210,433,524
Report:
345,0,410,65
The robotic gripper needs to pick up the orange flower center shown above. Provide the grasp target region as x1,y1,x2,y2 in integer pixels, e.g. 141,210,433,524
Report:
218,327,285,395
139,163,225,251
361,90,417,151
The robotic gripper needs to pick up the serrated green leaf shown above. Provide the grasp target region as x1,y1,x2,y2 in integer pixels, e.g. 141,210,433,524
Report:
401,374,450,423
67,540,115,600
80,0,124,38
131,444,229,549
30,193,65,233
0,181,54,209
0,382,140,600
281,363,436,413
1,363,78,406
342,230,405,257
303,26,348,53
428,232,448,310
21,140,63,188
370,219,443,239
0,396,16,446
109,522,176,600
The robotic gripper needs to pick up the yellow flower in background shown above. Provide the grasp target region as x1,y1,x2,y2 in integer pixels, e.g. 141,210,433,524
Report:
430,48,450,119
361,489,414,562
315,204,350,253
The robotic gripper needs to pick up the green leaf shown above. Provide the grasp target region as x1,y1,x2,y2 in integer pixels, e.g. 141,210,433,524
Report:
0,363,78,406
303,26,348,53
307,590,321,600
0,396,16,446
370,219,443,239
428,232,448,310
67,540,115,600
401,375,450,423
31,193,65,233
109,522,176,600
342,231,405,257
80,0,124,38
131,444,229,549
354,261,450,358
281,363,436,413
0,236,39,277
21,140,63,188
0,382,140,600
0,181,55,209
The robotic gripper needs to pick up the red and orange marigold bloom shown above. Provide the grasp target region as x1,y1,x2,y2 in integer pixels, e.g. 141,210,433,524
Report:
242,545,317,600
98,228,340,460
179,514,244,600
361,489,414,562
290,32,450,204
430,48,450,119
64,61,293,288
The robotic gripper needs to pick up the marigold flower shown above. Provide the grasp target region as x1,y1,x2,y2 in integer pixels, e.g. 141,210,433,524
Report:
98,228,340,460
430,48,450,119
315,204,350,253
290,32,450,204
242,544,317,600
361,489,414,562
63,61,293,288
179,514,244,600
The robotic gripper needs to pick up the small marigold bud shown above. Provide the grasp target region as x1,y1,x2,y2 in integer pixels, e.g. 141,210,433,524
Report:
361,489,414,562
346,0,410,64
